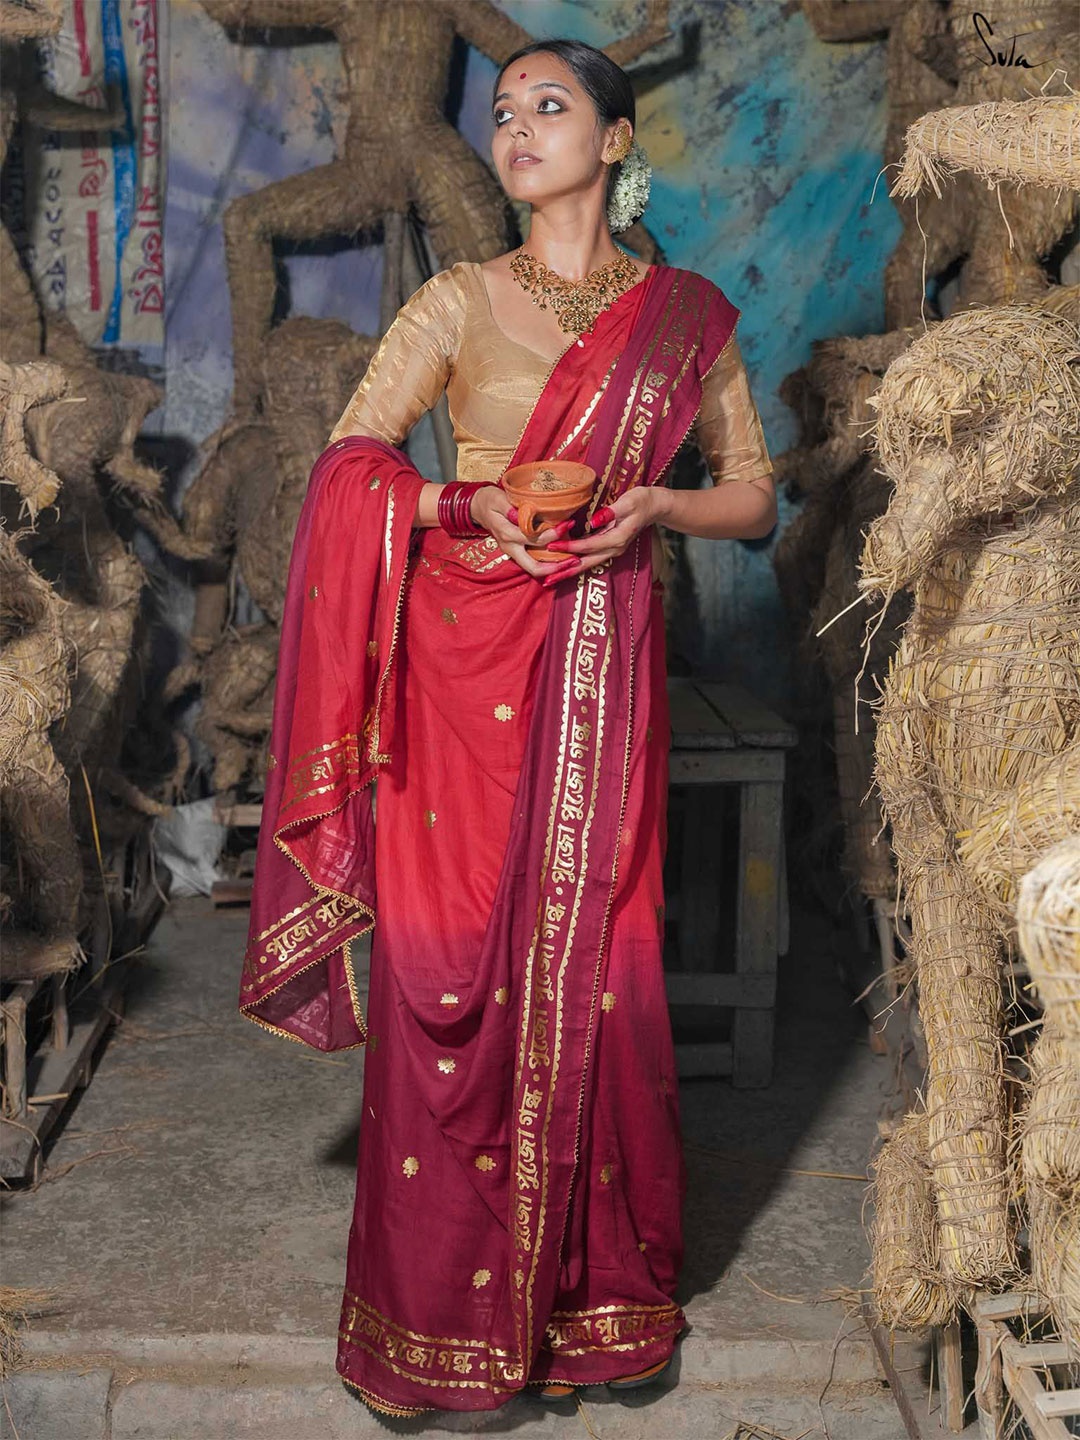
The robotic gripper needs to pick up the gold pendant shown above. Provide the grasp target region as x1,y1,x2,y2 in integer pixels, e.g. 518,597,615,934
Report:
508,248,641,335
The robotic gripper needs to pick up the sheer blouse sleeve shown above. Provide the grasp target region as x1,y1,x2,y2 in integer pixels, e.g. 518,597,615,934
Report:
692,331,774,486
328,268,466,445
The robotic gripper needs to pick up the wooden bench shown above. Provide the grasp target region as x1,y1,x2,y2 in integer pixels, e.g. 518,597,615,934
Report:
665,677,798,1088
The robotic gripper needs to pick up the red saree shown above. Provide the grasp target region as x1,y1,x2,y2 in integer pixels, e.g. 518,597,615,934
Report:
241,264,739,1415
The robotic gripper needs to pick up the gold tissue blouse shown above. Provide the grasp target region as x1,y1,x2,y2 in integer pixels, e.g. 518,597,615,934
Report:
329,260,773,500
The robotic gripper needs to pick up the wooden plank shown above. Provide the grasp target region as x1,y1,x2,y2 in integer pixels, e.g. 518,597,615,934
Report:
50,972,70,1051
2,980,40,1119
732,781,782,1088
213,802,263,828
0,975,125,1182
1037,1392,1080,1419
211,879,254,906
1000,1333,1075,1440
697,680,799,749
936,1322,966,1432
674,1041,733,1079
860,1304,937,1440
975,1315,1005,1440
665,973,776,1008
667,677,737,750
975,1293,1042,1322
1012,1342,1074,1367
668,750,785,785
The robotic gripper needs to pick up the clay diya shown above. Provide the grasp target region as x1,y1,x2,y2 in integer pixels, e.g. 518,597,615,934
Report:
500,460,599,562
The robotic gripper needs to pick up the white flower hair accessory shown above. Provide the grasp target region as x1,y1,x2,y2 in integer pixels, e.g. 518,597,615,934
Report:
607,139,652,234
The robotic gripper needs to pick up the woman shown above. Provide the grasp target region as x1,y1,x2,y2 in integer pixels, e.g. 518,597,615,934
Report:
241,38,776,1418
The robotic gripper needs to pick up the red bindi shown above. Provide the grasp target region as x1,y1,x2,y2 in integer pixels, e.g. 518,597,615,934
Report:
519,72,527,78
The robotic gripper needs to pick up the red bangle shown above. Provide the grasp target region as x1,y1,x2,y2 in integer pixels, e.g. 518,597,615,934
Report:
437,481,495,538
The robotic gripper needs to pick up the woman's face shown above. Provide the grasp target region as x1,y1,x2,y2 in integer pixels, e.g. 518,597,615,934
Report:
490,53,624,209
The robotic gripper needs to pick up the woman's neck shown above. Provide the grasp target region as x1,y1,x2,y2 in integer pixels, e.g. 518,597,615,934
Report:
521,204,627,282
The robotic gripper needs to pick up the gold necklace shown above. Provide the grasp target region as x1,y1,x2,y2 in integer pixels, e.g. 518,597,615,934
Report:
508,247,641,336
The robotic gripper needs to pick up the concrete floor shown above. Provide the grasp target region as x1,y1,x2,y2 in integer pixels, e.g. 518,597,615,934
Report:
1,895,940,1439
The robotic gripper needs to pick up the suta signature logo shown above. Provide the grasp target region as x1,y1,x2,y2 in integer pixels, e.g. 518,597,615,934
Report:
972,11,1051,68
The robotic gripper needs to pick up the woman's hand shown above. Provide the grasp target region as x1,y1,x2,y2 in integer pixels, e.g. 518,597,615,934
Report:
537,488,667,588
471,484,581,582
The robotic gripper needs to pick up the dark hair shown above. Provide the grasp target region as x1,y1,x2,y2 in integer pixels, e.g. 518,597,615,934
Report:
493,38,635,203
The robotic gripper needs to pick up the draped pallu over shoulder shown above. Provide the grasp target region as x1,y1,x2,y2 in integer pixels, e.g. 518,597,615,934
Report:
242,264,739,1414
240,437,426,1049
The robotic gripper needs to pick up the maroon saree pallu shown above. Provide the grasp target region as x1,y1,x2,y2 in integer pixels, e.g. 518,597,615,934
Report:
241,264,739,1415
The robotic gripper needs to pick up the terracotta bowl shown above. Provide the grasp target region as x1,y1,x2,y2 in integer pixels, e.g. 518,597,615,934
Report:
501,460,598,561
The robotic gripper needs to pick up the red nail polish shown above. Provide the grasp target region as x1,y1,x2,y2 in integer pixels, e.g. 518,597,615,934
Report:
542,561,578,588
507,505,519,525
546,540,573,553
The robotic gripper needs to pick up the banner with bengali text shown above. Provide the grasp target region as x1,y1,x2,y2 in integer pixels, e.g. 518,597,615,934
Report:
26,0,163,353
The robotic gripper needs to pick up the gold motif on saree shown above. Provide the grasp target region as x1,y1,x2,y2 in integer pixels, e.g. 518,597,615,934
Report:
250,890,361,984
281,733,362,814
436,1056,456,1074
551,824,578,886
308,584,319,599
368,1034,380,1051
424,809,437,828
581,576,608,638
533,898,564,1005
560,761,587,823
493,704,515,722
601,991,617,1012
440,993,460,1007
568,718,592,757
572,643,599,701
339,1292,525,1392
599,1163,613,1185
474,1155,496,1171
471,1269,491,1289
369,475,381,490
603,279,707,503
527,1012,551,1069
441,607,457,624
543,1302,681,1356
402,1155,420,1177
367,640,379,657
511,561,617,1366
450,536,510,573
494,986,509,1005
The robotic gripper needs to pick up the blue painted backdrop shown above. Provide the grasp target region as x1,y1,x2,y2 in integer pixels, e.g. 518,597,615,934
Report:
163,0,900,711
